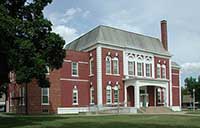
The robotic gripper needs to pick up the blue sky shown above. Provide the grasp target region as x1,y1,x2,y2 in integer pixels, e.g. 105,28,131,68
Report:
43,0,200,85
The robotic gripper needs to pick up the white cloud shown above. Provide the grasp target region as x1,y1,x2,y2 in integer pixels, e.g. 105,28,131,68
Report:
64,8,82,16
52,25,78,44
181,62,200,74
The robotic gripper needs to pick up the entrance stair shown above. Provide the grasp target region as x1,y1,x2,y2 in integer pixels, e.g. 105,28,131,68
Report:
138,107,173,113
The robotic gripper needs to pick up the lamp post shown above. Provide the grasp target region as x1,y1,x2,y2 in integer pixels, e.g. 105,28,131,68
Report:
193,89,195,111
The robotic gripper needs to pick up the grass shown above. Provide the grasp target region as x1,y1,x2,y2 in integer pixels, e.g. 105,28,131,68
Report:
0,114,200,128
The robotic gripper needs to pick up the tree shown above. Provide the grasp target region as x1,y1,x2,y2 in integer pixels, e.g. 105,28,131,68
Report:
0,0,65,113
184,76,200,105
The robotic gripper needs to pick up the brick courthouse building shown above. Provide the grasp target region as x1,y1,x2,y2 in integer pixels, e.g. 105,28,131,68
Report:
8,20,181,114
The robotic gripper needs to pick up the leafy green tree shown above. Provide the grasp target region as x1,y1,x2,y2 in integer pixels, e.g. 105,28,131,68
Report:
184,76,200,104
0,0,65,113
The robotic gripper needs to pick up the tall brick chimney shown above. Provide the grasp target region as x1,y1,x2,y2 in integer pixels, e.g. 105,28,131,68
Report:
161,20,168,51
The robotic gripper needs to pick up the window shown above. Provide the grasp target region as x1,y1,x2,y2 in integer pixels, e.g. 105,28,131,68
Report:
10,91,14,106
128,61,134,75
72,62,78,76
145,63,151,77
41,88,49,105
72,86,78,105
106,56,111,74
46,66,50,75
113,86,119,104
113,57,119,74
161,65,166,79
157,88,162,103
19,87,25,105
157,64,161,78
90,87,95,104
89,58,94,75
137,62,142,76
106,85,112,104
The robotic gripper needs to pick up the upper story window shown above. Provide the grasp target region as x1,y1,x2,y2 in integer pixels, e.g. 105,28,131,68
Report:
46,66,50,75
145,63,151,77
72,86,78,105
89,58,94,75
161,65,166,79
106,85,112,104
106,56,111,74
90,87,95,104
137,62,142,76
112,57,119,74
157,64,161,78
128,61,134,75
72,62,78,76
41,88,49,105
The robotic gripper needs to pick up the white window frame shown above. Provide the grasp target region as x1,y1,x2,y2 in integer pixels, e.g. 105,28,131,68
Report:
157,64,161,78
106,85,112,104
128,61,134,76
72,86,78,105
89,58,94,76
72,62,78,77
145,63,151,77
112,57,119,75
45,66,50,75
19,87,25,106
90,87,95,105
106,56,112,74
10,92,14,106
161,64,166,79
113,86,119,104
137,62,143,76
41,88,49,105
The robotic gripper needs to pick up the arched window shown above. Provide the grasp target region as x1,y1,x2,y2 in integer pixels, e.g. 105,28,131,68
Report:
112,57,119,74
90,87,95,104
156,64,161,78
89,58,94,75
106,56,111,74
113,85,119,104
106,85,112,104
161,65,166,79
72,86,78,105
137,56,143,76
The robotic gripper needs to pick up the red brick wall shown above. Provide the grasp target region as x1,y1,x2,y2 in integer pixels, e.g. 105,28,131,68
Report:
101,48,124,105
60,50,90,107
172,68,180,106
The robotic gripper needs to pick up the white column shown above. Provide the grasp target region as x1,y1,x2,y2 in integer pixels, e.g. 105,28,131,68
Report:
134,85,140,108
179,70,182,109
169,59,172,107
96,46,103,106
124,85,127,107
165,84,169,107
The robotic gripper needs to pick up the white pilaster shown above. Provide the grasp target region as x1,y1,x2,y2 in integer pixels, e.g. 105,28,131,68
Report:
179,70,182,109
134,84,140,108
96,46,103,106
124,85,127,107
165,83,169,107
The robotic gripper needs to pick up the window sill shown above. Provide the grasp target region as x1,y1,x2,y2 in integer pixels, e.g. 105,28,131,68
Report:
112,74,120,76
106,73,112,75
41,103,50,106
72,75,79,77
72,103,79,106
89,74,94,77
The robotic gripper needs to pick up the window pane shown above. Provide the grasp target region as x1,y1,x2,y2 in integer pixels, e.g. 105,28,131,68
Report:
72,62,78,76
113,60,119,74
43,96,48,103
128,61,134,75
106,88,111,103
157,66,161,78
90,59,94,75
146,64,151,77
114,89,119,103
137,63,142,76
106,58,111,74
162,67,166,78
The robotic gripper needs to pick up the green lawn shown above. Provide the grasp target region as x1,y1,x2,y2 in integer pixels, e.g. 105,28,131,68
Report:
0,114,200,128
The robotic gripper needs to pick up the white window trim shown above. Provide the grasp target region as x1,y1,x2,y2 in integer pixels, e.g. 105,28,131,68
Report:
112,57,119,75
128,61,134,76
72,87,78,105
89,58,94,76
113,86,119,104
106,56,112,75
157,64,161,78
45,66,50,75
71,62,79,77
41,88,49,105
137,62,143,76
145,63,151,78
19,87,25,106
161,64,166,79
106,85,112,104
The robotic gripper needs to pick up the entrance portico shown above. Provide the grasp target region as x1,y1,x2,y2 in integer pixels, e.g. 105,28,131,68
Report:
124,77,169,109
